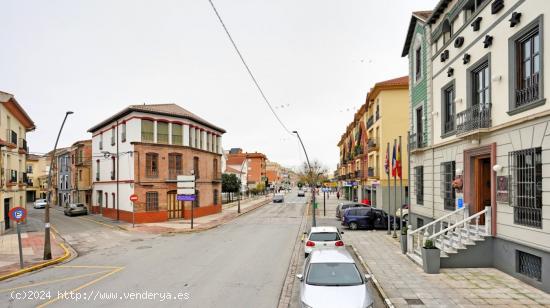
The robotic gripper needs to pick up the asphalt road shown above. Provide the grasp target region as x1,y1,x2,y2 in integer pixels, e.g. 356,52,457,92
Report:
1,193,306,308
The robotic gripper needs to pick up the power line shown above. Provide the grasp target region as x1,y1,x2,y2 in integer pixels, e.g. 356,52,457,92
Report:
206,0,292,135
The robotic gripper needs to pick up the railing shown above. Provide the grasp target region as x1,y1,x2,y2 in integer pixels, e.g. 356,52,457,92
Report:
456,103,492,135
367,116,374,128
515,73,540,108
427,207,490,254
6,129,17,145
407,206,467,255
19,138,28,152
141,132,154,142
409,132,426,150
367,138,377,149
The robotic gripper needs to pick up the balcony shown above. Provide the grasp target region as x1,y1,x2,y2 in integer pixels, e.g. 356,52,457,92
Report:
367,167,378,178
456,103,492,136
409,133,426,151
367,138,378,152
515,73,540,109
6,129,17,146
19,138,28,152
367,116,374,129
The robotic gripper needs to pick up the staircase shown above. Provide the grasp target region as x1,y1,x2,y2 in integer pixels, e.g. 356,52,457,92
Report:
406,204,491,265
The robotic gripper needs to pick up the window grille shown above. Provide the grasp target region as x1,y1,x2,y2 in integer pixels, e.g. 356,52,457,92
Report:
415,166,424,205
441,161,456,210
146,192,159,211
509,147,542,228
517,250,542,281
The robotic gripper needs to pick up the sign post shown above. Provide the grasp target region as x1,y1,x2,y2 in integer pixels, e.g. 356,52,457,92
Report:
177,175,196,229
129,194,138,228
9,207,27,269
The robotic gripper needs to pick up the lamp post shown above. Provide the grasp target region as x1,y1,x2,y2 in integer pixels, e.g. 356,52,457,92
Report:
237,159,246,214
44,111,73,260
293,130,316,227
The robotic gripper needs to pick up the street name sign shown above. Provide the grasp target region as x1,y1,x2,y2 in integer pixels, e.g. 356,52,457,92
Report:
177,195,196,201
177,175,196,196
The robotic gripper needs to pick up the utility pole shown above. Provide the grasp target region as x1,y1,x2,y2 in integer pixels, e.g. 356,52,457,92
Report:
293,131,315,227
44,111,73,260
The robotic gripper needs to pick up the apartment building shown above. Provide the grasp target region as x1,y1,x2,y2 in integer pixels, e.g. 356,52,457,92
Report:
404,0,550,292
56,148,72,207
226,149,267,190
0,91,35,234
25,154,40,202
88,104,225,223
70,139,92,208
225,153,248,193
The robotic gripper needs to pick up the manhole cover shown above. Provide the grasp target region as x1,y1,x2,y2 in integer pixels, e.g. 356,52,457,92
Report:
405,298,424,305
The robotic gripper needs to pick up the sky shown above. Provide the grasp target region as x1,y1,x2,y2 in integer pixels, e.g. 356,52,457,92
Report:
1,0,438,172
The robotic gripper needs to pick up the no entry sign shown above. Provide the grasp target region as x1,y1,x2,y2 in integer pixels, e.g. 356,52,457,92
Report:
129,194,139,202
9,207,27,222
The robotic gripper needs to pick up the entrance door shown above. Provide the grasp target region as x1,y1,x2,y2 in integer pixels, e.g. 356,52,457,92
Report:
167,191,183,219
474,157,491,225
4,198,10,230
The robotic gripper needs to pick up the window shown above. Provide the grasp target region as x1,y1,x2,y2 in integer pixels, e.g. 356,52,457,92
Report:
306,263,363,286
509,147,542,228
99,134,103,150
510,20,542,111
141,120,154,142
172,124,183,145
193,157,200,179
417,218,424,228
189,127,194,147
146,153,159,177
442,82,455,136
146,192,158,211
213,158,218,179
121,122,126,142
168,153,182,179
415,107,423,147
195,129,200,148
97,190,103,206
111,157,116,180
441,161,456,211
111,127,115,145
415,46,422,81
517,250,542,281
96,160,100,181
157,121,169,144
79,170,82,181
213,189,218,205
472,61,490,108
27,165,33,174
415,166,424,205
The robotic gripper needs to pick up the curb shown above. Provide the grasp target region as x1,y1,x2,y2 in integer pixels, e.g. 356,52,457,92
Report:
349,244,394,308
0,242,72,282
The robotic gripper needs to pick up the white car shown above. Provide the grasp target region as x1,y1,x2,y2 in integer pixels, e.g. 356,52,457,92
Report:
297,249,374,308
304,226,345,258
395,207,409,221
33,199,48,209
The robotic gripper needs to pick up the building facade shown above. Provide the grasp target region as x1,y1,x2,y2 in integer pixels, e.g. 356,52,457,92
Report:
88,104,225,223
226,149,267,190
225,153,248,193
70,140,92,208
0,91,35,234
25,154,40,202
56,149,71,207
406,0,550,292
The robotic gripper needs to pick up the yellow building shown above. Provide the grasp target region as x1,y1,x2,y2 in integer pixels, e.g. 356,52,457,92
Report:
364,76,409,212
0,91,36,234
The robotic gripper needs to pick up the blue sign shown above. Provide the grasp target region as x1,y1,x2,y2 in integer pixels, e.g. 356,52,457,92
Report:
9,207,27,222
177,195,196,201
457,197,464,209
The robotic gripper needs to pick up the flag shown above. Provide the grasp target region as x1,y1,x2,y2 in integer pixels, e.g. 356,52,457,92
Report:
397,140,402,178
384,144,389,174
391,142,397,177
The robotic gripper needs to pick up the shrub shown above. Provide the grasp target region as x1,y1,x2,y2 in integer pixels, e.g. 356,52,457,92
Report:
424,239,436,249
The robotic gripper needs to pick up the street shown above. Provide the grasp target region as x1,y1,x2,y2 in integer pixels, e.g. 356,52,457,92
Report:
2,194,306,307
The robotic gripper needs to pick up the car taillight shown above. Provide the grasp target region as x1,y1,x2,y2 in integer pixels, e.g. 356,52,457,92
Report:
335,241,344,247
306,241,315,247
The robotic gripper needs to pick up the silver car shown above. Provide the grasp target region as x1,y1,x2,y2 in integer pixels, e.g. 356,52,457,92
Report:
297,249,373,308
33,199,48,209
64,203,88,216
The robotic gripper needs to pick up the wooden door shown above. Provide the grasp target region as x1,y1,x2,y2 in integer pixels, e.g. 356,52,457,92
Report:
474,157,491,225
167,191,183,219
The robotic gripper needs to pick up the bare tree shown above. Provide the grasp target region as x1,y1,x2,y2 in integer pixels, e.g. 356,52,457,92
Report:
297,159,328,187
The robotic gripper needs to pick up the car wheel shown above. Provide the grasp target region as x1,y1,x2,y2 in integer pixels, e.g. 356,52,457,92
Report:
350,222,358,230
403,214,408,221
304,253,309,258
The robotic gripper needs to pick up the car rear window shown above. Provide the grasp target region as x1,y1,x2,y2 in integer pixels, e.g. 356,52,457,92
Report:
306,263,363,286
309,232,340,241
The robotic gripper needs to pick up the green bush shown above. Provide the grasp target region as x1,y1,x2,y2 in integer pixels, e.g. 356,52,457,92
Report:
424,239,436,249
401,226,408,235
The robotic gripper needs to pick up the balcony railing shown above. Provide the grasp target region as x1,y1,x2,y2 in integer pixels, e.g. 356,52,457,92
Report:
515,73,540,108
367,116,374,129
6,129,17,145
456,103,492,135
367,138,378,151
409,132,426,150
367,167,378,177
19,138,28,152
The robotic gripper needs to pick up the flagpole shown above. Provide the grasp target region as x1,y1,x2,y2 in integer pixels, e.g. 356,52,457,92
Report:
393,138,398,238
386,142,391,235
399,135,404,230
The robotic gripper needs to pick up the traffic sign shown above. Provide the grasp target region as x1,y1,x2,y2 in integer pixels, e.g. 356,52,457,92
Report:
129,194,139,202
9,207,27,222
177,181,195,188
177,175,195,182
177,195,196,201
177,175,195,195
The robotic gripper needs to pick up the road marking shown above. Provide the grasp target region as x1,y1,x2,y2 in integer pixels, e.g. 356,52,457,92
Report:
0,270,113,293
37,266,124,308
77,216,124,231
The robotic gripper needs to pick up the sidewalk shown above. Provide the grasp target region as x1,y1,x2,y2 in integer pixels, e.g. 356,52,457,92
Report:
347,230,550,307
0,230,66,278
84,194,274,234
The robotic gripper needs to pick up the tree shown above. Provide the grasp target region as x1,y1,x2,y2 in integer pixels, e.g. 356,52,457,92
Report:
222,173,240,202
297,160,328,187
255,182,265,194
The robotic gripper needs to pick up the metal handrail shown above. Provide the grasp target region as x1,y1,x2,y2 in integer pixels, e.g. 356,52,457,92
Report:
428,207,488,240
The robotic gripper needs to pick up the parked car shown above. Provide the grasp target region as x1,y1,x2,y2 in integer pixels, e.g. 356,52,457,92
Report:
336,202,368,219
304,226,345,258
273,194,284,203
297,189,305,197
297,249,373,308
395,204,409,221
342,207,402,230
64,203,88,216
33,199,48,209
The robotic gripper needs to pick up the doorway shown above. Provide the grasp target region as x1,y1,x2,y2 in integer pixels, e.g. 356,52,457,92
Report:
473,156,491,225
167,191,183,219
4,198,10,230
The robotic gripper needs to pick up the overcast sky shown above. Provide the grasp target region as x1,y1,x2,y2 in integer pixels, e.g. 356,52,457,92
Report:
2,0,437,171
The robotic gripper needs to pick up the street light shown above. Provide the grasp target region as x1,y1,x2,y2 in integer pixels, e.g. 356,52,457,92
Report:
237,159,246,214
44,111,73,260
292,130,316,227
